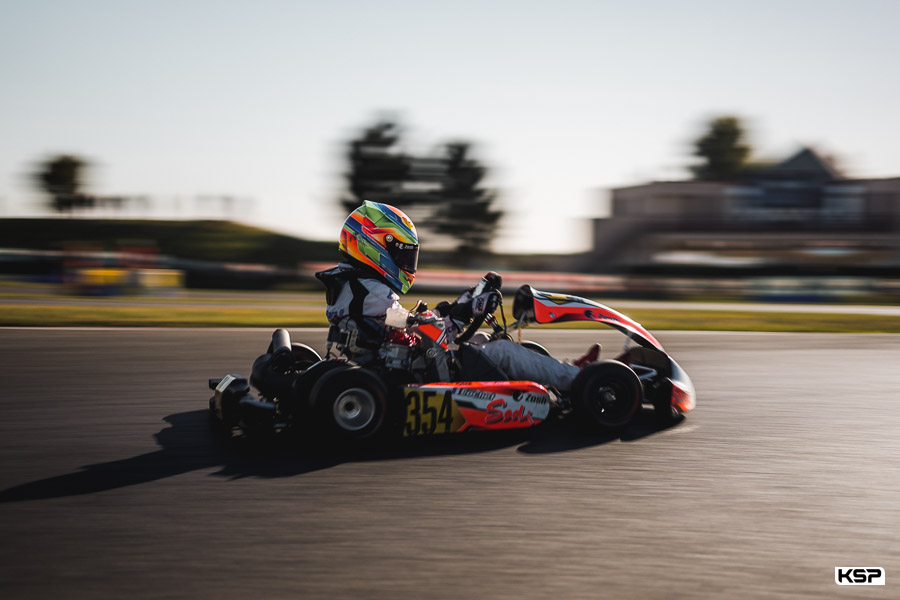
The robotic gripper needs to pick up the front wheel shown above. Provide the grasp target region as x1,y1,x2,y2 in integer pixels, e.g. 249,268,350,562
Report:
571,360,642,428
309,366,388,444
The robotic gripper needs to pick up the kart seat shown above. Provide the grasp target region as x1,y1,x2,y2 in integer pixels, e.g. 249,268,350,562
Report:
455,342,509,382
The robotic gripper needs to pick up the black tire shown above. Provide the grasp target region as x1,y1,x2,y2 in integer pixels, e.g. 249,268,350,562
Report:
309,366,389,443
521,340,551,357
291,343,322,370
571,360,642,428
288,358,349,416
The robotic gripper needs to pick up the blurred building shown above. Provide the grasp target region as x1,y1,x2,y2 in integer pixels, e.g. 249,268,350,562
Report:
588,148,900,274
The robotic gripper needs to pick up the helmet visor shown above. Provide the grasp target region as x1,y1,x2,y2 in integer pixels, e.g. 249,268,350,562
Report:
387,239,419,273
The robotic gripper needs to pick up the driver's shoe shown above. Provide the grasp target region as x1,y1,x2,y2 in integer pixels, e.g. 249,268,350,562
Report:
574,343,601,369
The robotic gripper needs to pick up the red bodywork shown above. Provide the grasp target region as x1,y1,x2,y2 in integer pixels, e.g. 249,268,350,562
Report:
518,287,664,351
403,381,552,437
671,380,696,414
514,286,694,417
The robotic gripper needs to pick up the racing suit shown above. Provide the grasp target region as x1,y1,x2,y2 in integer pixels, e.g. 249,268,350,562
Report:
317,263,581,390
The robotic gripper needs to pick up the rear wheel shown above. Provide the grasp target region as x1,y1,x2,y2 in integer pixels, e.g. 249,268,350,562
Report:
290,343,322,370
265,339,321,370
571,360,642,428
309,366,388,443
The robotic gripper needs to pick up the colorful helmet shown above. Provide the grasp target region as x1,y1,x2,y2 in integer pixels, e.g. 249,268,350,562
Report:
340,201,419,293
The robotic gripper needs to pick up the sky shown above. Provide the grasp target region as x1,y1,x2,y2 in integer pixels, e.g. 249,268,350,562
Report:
1,0,898,253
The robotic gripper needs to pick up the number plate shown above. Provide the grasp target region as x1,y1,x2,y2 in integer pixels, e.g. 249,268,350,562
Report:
404,382,551,436
403,387,466,437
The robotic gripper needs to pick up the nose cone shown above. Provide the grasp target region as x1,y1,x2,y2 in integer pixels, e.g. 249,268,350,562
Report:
669,358,696,413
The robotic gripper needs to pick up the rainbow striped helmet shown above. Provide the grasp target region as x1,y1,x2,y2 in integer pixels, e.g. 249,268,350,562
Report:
340,201,419,293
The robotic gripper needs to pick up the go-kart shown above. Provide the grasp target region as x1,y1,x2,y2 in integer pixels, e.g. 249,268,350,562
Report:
208,275,695,444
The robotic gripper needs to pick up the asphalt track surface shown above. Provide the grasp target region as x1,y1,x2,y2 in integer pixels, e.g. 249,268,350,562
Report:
1,328,898,599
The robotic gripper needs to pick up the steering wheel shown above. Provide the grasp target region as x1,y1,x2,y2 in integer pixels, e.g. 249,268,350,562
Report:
454,313,486,344
454,291,500,344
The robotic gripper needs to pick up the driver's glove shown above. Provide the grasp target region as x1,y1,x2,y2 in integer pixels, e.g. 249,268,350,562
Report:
435,289,474,337
449,289,474,321
447,294,472,336
432,289,471,320
444,290,499,334
471,290,500,318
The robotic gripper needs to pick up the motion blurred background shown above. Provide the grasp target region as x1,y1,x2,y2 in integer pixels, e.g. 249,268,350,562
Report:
3,6,900,599
1,0,899,308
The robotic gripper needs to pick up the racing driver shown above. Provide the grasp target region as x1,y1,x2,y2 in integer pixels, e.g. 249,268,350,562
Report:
316,201,600,390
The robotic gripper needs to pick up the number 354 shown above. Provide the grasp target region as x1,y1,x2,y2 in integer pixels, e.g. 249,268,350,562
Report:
404,390,455,436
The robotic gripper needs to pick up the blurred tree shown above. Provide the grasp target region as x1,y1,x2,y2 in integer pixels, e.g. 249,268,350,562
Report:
34,155,94,212
341,121,412,213
432,142,502,256
340,119,502,256
691,116,751,180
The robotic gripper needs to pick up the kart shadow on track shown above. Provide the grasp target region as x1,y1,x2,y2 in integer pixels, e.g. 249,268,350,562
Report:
516,407,682,454
0,407,681,503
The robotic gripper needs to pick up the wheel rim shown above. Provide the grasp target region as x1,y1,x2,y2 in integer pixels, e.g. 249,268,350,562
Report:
592,381,633,423
332,387,377,431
